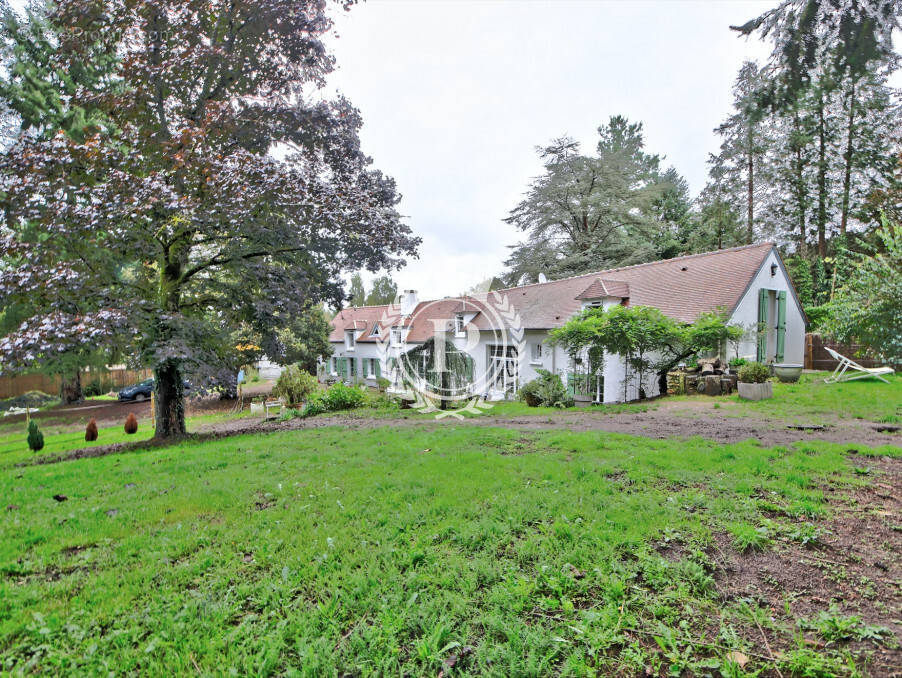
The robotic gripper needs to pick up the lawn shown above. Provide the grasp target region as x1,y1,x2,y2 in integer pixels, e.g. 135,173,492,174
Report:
1,424,899,676
0,410,252,467
669,372,902,425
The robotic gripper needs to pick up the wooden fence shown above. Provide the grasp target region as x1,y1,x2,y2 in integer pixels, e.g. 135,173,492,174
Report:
0,368,152,400
804,333,889,371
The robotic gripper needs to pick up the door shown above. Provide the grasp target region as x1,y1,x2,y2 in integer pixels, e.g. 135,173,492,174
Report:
488,346,518,397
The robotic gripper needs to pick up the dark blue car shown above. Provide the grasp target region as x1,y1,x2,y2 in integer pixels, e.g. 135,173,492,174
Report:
117,378,191,402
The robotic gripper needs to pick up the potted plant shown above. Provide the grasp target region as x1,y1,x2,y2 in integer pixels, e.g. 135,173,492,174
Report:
737,362,773,400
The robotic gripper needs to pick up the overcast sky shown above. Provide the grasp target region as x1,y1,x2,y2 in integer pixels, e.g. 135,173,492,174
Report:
325,0,780,299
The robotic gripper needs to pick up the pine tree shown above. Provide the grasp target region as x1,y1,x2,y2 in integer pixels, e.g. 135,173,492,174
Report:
705,62,771,244
348,274,367,307
27,420,44,452
502,117,680,282
785,256,814,306
365,276,398,306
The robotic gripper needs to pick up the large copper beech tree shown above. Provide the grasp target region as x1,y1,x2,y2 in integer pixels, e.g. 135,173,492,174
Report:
0,0,419,437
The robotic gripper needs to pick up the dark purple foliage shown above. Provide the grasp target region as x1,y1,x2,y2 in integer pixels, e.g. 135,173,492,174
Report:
0,0,420,436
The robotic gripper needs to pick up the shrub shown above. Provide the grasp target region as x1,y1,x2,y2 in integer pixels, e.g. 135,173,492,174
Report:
804,304,832,331
737,361,770,384
124,413,138,434
273,365,319,405
85,418,98,442
301,382,367,417
518,369,574,408
27,420,44,452
727,357,747,369
84,380,103,397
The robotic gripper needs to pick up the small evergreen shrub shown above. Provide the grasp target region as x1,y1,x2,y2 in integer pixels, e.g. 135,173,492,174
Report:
273,365,319,405
301,382,367,417
727,357,747,369
85,418,98,441
518,369,574,408
124,413,138,434
27,420,44,452
737,361,770,384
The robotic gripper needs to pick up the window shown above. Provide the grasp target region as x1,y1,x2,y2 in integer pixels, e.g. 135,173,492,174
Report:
345,330,356,350
371,323,380,338
330,357,338,374
391,327,403,347
455,313,465,336
530,343,543,364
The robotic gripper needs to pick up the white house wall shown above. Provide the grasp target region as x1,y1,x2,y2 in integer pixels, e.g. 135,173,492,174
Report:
729,249,806,365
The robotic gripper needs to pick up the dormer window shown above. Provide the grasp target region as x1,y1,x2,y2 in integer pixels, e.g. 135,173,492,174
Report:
345,330,356,350
371,323,380,338
391,327,403,347
454,313,465,336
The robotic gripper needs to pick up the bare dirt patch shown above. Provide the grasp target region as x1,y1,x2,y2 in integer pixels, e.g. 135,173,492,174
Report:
713,454,902,676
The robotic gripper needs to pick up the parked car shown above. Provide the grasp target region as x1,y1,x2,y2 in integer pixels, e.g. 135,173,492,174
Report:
117,378,191,402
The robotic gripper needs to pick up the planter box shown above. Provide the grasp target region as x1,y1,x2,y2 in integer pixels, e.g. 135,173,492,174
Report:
573,394,593,408
737,381,773,401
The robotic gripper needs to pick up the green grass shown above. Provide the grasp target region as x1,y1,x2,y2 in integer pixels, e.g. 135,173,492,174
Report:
329,398,654,421
1,425,898,675
0,410,252,467
672,371,902,424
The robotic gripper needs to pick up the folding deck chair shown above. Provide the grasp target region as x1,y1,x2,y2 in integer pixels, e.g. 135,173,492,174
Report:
823,347,894,384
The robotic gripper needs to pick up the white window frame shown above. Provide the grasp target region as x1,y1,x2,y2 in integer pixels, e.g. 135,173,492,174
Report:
530,342,543,365
345,330,356,351
454,313,465,337
330,357,338,375
391,327,403,347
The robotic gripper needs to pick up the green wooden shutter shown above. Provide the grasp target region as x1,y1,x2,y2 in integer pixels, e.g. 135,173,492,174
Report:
757,289,768,363
775,291,786,362
375,360,381,378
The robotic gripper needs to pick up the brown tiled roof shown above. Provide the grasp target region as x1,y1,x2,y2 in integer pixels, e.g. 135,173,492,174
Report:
575,278,630,300
328,305,392,342
329,243,776,341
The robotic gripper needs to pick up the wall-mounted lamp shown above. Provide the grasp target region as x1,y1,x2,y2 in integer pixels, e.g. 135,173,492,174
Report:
770,263,778,276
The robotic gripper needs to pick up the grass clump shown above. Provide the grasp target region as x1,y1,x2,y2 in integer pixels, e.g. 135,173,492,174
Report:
729,522,771,552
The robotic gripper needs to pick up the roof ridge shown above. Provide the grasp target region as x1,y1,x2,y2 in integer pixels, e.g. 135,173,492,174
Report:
493,242,774,293
337,303,392,311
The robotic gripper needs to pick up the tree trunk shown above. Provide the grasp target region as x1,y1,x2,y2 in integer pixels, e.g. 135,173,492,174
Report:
816,90,828,258
792,110,807,256
59,370,83,404
154,246,187,438
746,131,754,244
840,80,856,235
154,360,186,437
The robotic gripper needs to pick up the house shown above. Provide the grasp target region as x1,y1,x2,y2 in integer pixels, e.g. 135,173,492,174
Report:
326,243,806,403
